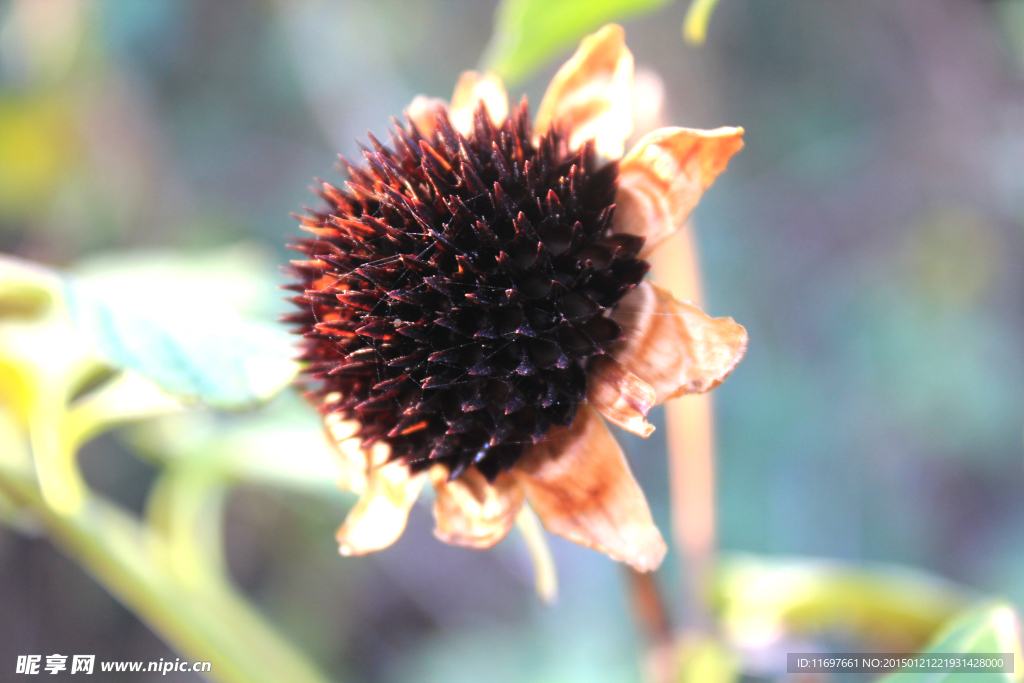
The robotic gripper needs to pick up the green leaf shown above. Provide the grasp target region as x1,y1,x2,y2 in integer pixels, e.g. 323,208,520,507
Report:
480,0,673,85
127,397,342,492
676,636,740,683
0,405,30,476
0,404,40,532
69,246,282,319
0,252,334,683
64,370,185,452
715,554,977,650
682,0,722,45
877,603,1023,683
63,248,298,410
0,255,58,320
0,97,74,218
145,467,229,589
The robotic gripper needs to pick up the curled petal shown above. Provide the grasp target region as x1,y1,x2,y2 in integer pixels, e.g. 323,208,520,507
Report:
449,71,509,136
334,436,425,556
430,466,525,548
613,126,744,256
535,24,633,159
611,280,747,403
406,95,447,138
587,355,656,437
514,405,666,572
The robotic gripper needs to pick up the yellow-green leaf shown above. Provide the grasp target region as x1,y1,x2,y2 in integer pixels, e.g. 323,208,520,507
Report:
127,403,342,492
682,0,722,45
0,255,59,320
716,554,976,651
676,635,740,683
480,0,672,85
878,603,1023,683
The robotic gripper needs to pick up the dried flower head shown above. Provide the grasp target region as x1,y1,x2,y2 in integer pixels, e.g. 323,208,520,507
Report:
285,25,747,571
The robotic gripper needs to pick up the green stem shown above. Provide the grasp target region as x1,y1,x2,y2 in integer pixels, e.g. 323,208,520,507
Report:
30,388,86,515
0,468,333,683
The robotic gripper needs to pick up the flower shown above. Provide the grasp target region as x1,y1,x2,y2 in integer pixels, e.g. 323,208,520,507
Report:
285,24,747,572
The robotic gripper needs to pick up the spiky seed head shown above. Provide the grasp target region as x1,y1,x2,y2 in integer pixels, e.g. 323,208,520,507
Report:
285,101,650,481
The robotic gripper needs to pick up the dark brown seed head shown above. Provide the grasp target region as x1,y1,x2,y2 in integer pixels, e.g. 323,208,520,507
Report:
285,100,650,481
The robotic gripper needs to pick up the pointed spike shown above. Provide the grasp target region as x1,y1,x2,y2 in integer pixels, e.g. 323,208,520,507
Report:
366,131,387,153
492,141,512,185
546,189,563,217
419,139,453,173
428,347,468,366
396,322,432,342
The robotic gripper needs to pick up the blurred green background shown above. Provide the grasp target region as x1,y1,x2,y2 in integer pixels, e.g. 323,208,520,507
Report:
1,0,1023,681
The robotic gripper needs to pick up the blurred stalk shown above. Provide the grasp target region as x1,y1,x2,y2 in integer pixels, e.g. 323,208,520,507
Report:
650,224,717,632
29,388,86,515
0,467,332,683
626,568,676,683
0,347,332,683
516,504,558,604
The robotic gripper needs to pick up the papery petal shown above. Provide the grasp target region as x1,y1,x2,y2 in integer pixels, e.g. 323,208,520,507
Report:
325,411,367,493
430,466,525,548
513,405,666,572
535,24,633,160
630,67,666,140
613,126,744,256
449,71,509,136
586,355,656,437
611,280,747,403
335,439,425,556
406,95,447,138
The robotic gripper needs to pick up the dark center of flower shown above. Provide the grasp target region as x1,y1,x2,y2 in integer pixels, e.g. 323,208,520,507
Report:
286,100,649,481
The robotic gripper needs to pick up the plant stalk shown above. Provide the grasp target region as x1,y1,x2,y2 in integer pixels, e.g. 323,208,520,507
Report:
650,224,717,632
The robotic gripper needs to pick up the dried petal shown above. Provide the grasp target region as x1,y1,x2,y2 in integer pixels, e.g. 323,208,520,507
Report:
449,71,509,136
335,441,425,556
611,280,747,403
535,24,633,159
406,95,447,138
586,354,656,437
613,126,744,256
430,466,525,548
514,405,666,572
325,411,367,492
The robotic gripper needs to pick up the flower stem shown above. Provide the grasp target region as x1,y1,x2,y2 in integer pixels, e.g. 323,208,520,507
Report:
30,389,86,515
650,224,717,631
516,504,558,604
625,568,676,683
0,467,332,683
